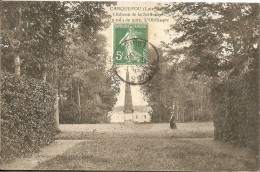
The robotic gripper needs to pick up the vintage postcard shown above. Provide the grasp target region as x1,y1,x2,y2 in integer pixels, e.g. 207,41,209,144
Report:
0,0,259,171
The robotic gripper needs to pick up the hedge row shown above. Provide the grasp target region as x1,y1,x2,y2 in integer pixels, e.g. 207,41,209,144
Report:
1,73,56,163
211,70,259,151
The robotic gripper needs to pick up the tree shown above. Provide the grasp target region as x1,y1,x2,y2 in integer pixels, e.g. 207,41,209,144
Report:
140,48,213,122
59,33,119,124
1,1,119,125
159,3,259,78
160,3,259,149
2,2,68,129
140,48,177,122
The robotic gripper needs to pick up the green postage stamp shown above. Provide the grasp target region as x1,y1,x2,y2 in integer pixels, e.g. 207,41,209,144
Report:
113,23,148,65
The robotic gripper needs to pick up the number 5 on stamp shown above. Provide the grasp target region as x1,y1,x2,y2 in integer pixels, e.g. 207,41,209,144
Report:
113,23,148,65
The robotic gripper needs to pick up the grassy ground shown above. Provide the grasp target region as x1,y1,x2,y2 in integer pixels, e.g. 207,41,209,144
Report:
36,123,258,171
56,122,214,140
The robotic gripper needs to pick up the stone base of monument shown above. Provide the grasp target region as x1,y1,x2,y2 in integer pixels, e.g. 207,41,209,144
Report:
124,112,134,122
124,120,134,124
110,110,151,123
123,110,134,113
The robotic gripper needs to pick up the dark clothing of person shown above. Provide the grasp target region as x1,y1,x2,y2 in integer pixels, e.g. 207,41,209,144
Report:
170,116,176,129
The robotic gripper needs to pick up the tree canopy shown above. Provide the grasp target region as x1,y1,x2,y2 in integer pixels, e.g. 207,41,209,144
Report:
1,1,119,123
160,3,259,78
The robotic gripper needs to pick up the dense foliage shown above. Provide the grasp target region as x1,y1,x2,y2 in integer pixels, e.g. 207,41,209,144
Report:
0,1,119,163
1,1,114,81
158,3,259,150
1,73,56,163
60,69,119,124
1,1,119,125
58,31,119,124
212,70,258,150
141,49,213,122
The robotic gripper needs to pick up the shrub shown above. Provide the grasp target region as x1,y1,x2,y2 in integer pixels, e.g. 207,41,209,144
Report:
211,70,259,152
1,73,56,163
59,101,79,124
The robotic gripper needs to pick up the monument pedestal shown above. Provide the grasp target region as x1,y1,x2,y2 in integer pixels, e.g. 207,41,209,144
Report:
123,109,134,113
123,70,134,121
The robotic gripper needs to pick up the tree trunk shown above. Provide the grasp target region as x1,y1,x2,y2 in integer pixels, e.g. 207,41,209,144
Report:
177,102,180,122
201,83,204,114
14,55,20,75
14,8,22,76
0,69,1,153
182,109,185,123
175,102,179,122
78,85,81,111
54,88,59,130
197,83,201,118
77,85,81,120
58,87,62,111
70,85,73,100
0,69,2,152
192,105,195,122
42,72,47,83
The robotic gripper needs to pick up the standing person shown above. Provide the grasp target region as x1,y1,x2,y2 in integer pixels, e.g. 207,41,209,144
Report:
170,112,177,129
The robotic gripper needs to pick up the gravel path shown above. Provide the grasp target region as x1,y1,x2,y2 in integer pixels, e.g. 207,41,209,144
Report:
0,140,88,170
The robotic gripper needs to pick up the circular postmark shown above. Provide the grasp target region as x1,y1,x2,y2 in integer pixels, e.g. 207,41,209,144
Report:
112,37,159,85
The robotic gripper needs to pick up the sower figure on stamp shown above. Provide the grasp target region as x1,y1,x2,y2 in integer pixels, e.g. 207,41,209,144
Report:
119,26,142,62
170,104,177,129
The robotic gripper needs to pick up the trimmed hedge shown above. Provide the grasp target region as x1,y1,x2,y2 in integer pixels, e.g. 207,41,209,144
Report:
211,70,259,152
1,73,56,163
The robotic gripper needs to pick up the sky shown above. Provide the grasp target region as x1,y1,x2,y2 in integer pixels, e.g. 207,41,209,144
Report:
102,2,174,107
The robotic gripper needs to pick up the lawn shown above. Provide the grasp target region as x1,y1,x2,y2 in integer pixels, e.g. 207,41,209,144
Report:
56,122,214,140
36,123,258,171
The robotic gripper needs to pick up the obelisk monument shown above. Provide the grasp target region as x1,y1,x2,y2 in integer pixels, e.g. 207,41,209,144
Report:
123,69,134,113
